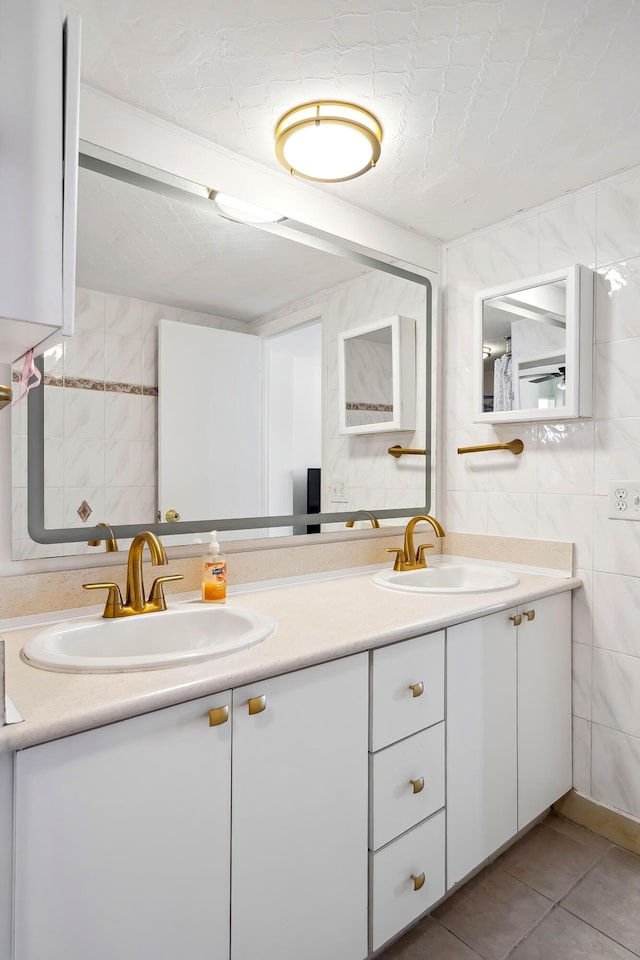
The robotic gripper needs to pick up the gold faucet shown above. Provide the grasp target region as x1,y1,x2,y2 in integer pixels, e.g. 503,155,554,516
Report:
83,531,184,618
345,511,380,529
88,521,119,553
388,515,445,571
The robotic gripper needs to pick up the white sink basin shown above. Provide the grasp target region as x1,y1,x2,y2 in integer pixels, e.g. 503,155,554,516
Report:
21,603,277,674
373,562,519,594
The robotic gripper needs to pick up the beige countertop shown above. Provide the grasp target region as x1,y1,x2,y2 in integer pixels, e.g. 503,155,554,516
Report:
0,563,581,752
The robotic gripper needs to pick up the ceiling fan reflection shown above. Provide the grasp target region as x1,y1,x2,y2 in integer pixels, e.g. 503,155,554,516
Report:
529,365,566,389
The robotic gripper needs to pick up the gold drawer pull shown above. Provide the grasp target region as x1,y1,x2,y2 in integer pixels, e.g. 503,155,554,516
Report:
411,872,425,891
248,695,267,715
209,705,229,727
409,777,425,794
409,682,424,698
510,614,522,627
523,609,535,621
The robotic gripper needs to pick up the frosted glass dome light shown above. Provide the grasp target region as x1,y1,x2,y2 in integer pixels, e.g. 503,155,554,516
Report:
275,101,382,183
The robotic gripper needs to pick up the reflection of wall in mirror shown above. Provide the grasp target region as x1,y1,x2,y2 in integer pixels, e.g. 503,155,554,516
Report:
11,286,246,561
15,269,427,558
326,272,426,520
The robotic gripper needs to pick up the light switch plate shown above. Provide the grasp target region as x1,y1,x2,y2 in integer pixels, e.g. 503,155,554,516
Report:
608,480,640,520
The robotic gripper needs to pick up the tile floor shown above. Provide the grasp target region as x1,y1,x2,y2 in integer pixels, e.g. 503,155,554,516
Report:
380,813,640,959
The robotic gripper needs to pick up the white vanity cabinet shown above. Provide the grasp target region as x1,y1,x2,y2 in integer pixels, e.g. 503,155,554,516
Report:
368,631,446,952
446,592,572,889
231,655,369,960
13,654,369,960
517,592,572,828
8,585,574,960
14,691,233,960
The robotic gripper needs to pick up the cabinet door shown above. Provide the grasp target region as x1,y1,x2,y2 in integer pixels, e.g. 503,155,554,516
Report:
14,693,231,960
231,654,369,960
518,592,572,828
446,612,518,887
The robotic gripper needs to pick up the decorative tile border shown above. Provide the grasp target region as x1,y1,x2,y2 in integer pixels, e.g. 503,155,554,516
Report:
12,371,158,396
346,402,393,412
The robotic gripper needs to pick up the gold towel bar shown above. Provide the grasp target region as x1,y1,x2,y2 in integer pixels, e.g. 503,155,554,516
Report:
457,439,524,456
388,445,428,458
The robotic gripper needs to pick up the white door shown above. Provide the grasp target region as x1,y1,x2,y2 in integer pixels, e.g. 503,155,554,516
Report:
14,693,232,960
158,319,262,538
518,592,572,828
231,654,369,960
446,611,518,887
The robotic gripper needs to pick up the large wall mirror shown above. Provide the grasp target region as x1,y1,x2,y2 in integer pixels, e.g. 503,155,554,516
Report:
474,264,593,425
12,144,432,558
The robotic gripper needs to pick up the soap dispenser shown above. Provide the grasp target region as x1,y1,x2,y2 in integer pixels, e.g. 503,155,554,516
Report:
202,530,227,603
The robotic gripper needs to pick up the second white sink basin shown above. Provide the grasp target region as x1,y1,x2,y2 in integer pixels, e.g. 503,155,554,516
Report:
373,562,519,594
22,603,277,674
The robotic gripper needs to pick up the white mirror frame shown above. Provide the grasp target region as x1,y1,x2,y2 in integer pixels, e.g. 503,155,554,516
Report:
473,264,594,424
338,315,415,435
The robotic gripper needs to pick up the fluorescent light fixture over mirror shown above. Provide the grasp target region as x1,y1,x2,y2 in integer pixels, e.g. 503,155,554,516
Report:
275,101,382,183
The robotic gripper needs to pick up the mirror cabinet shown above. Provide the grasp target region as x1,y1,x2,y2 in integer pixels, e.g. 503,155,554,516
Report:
338,315,416,435
474,264,594,424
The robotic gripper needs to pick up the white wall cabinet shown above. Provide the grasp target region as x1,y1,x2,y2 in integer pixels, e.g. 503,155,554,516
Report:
446,593,572,889
13,654,369,960
0,0,79,363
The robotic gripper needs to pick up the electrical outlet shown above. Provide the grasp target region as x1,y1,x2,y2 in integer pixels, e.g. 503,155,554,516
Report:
328,478,348,503
608,480,640,520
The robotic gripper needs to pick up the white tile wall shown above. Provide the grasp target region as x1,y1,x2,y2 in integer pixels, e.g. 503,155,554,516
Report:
444,163,640,821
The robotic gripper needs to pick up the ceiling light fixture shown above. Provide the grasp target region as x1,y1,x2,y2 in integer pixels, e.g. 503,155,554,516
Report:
275,101,382,183
209,191,285,225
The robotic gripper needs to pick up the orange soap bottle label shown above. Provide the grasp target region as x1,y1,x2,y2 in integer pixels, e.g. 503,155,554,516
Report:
202,560,227,602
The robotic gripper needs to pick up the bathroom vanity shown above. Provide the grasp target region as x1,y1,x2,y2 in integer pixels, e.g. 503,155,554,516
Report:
0,564,576,960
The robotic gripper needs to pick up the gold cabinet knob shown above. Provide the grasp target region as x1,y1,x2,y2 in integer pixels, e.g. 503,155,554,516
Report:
248,695,267,715
209,705,229,727
409,682,424,698
409,777,425,794
410,873,425,891
523,609,535,621
510,614,522,627
165,508,181,522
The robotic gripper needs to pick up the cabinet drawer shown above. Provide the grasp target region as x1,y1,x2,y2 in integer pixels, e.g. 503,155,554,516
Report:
370,723,444,851
371,631,444,750
370,811,445,952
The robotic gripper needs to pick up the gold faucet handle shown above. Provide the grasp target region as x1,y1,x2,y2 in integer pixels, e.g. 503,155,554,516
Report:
386,547,406,571
148,574,184,608
416,543,435,566
82,582,124,617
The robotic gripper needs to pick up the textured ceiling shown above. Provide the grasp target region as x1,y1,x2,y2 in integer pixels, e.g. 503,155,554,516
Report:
66,0,640,242
77,167,370,319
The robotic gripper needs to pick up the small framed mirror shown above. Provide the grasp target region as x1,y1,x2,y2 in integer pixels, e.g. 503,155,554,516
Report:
338,315,416,435
474,264,594,424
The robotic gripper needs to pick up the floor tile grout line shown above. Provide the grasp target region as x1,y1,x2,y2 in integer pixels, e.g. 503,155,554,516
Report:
427,917,486,958
500,899,556,959
497,838,615,905
556,905,640,959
